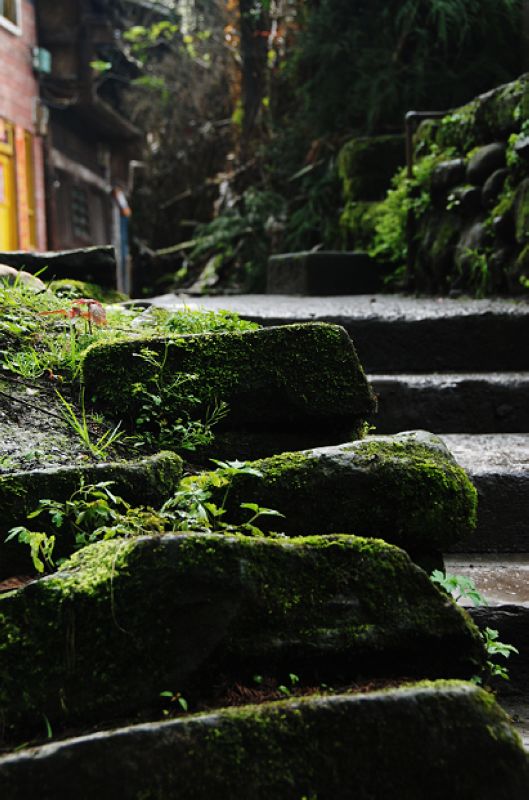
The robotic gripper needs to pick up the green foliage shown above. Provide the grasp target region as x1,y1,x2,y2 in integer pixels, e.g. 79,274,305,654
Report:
431,570,519,682
289,0,522,136
131,345,228,451
5,528,55,574
185,188,286,291
370,150,445,266
55,388,124,460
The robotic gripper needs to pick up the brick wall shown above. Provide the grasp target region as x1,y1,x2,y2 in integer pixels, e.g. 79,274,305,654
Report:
0,0,47,249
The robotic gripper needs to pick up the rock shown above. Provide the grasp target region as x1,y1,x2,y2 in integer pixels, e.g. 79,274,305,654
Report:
466,143,506,186
198,431,477,554
49,279,127,304
454,221,490,280
514,134,529,161
337,134,405,202
414,211,463,292
514,178,529,244
0,532,485,741
82,323,377,449
266,251,385,295
0,247,117,288
482,168,509,209
430,159,466,193
1,683,527,800
0,265,46,291
0,452,182,577
473,77,529,141
448,185,482,216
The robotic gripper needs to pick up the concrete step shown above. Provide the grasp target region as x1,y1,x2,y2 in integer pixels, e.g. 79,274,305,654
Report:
369,372,529,434
442,434,529,552
150,294,529,372
267,251,385,294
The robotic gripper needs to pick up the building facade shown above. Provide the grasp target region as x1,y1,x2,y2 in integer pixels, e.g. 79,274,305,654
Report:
0,0,47,251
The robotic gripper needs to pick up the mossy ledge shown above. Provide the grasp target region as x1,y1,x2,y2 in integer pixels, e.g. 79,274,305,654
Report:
0,451,182,577
80,323,376,434
197,430,477,553
1,683,528,800
0,532,484,742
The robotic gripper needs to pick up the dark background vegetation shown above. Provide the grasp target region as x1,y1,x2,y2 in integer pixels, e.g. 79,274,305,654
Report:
107,0,525,293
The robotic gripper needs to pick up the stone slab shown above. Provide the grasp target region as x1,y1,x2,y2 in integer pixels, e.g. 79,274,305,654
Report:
369,372,529,434
267,251,384,294
0,247,117,287
147,294,529,372
442,434,529,552
1,684,527,800
0,533,483,742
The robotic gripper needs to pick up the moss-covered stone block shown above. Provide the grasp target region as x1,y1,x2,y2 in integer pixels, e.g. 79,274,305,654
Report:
0,452,182,577
199,431,477,553
414,210,464,292
81,323,376,439
0,532,484,741
338,135,405,202
1,683,527,800
339,200,381,249
48,279,128,304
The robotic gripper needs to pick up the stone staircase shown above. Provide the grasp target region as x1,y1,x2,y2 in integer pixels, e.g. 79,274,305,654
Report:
155,290,529,742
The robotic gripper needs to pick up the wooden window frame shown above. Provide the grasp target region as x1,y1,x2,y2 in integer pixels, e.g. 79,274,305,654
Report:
0,0,22,36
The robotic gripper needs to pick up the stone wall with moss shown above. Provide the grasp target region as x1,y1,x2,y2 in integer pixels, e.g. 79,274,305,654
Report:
344,74,529,295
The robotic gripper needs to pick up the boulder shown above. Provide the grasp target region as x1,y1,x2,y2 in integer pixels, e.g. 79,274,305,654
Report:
0,265,46,291
448,185,482,217
0,451,182,577
466,143,506,186
482,168,509,208
0,247,117,287
430,159,466,193
81,323,377,449
1,683,527,800
0,533,484,741
197,431,477,554
414,211,463,292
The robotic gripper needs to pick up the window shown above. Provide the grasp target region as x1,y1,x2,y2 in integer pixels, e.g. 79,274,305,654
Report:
0,0,20,32
71,185,91,239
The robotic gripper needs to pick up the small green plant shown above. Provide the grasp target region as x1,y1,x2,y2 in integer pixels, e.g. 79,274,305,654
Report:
431,570,519,682
56,388,124,459
131,346,228,452
160,459,284,535
160,690,189,715
5,527,56,573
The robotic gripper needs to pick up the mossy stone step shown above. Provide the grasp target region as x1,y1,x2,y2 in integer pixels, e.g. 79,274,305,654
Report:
1,683,527,800
0,533,483,743
149,294,529,372
0,451,182,578
81,323,376,450
197,431,477,554
267,251,385,295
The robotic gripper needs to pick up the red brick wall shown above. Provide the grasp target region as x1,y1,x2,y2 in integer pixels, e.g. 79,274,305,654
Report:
0,0,47,248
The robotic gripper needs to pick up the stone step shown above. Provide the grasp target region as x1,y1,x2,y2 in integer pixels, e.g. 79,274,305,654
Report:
442,434,529,552
267,251,385,294
442,554,529,745
149,294,529,373
369,372,529,434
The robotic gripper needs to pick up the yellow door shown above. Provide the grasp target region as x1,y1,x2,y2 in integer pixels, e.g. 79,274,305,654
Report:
0,121,18,250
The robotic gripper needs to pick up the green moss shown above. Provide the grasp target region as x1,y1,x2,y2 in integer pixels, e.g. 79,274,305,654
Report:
514,178,529,244
48,280,128,304
339,201,381,249
198,435,477,552
81,323,376,433
0,532,484,743
338,135,405,202
436,100,480,152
